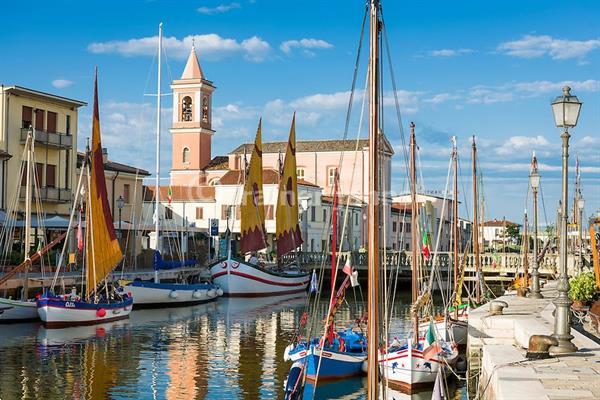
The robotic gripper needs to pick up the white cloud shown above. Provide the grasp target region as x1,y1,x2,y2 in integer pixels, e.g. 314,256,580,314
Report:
424,93,460,104
498,34,600,60
88,33,271,62
51,79,73,89
280,38,333,56
197,2,240,14
495,135,552,156
429,48,473,57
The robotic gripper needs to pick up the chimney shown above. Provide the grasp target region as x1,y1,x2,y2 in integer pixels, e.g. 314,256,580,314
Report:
102,147,108,164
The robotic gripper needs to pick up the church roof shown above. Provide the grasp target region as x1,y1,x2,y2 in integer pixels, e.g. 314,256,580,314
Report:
203,156,229,171
229,137,394,155
181,46,204,80
217,169,280,185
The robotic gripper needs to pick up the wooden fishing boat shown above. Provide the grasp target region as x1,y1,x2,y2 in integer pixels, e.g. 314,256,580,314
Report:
210,118,309,296
37,72,133,328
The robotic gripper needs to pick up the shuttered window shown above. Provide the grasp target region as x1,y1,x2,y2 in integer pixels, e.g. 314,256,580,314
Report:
265,205,274,220
196,207,203,219
35,163,43,187
35,109,44,131
123,184,130,203
46,165,56,188
22,106,32,128
47,112,57,133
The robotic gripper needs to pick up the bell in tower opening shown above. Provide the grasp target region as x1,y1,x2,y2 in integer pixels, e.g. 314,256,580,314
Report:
202,96,209,123
182,96,193,122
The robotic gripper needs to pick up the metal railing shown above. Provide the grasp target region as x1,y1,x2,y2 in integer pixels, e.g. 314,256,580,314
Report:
20,186,72,203
20,128,73,149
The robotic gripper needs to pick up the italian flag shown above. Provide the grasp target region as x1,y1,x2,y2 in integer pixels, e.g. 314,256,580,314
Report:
421,231,431,261
167,186,173,204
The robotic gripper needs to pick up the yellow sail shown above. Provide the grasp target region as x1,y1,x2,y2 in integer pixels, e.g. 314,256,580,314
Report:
240,120,267,253
85,72,123,297
276,114,303,258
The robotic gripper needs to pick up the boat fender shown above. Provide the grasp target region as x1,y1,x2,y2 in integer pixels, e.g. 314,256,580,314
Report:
216,288,224,297
207,289,217,298
97,308,106,318
193,290,204,299
283,344,293,361
169,290,179,299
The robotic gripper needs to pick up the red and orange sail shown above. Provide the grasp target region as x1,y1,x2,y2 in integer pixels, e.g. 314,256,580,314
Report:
85,72,123,296
240,120,268,253
276,114,303,258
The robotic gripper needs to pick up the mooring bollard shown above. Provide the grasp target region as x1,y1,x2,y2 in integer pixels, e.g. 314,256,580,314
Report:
489,300,509,316
526,335,558,359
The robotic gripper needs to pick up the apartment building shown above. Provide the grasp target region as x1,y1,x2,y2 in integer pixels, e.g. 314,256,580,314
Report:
0,85,85,215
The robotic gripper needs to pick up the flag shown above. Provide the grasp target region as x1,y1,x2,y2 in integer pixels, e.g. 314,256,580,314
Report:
350,270,359,287
343,257,352,277
431,368,446,399
77,208,84,251
240,120,268,253
275,114,303,257
310,269,318,293
167,186,173,204
421,231,431,260
425,320,436,346
423,341,442,361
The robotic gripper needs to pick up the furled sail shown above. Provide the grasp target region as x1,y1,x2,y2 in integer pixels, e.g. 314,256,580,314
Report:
240,120,268,253
276,114,303,258
85,72,123,297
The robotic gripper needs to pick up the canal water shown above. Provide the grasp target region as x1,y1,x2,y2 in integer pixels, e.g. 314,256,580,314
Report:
0,290,466,399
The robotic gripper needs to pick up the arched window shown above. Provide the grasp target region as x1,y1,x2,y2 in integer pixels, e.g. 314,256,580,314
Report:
182,147,190,163
181,96,193,122
202,96,209,123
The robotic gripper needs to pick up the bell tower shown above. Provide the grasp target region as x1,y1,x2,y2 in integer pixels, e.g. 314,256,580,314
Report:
169,45,216,186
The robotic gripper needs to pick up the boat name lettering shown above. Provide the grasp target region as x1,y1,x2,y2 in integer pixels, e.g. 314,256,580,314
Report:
64,301,76,308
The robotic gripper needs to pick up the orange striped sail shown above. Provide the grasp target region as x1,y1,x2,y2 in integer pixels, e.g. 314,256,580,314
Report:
276,114,303,258
85,72,123,297
240,120,268,253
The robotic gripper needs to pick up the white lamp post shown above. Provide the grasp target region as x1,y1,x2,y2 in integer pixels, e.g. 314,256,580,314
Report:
549,86,582,354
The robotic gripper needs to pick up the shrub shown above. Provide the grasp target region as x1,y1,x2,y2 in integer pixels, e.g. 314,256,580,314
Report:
568,272,597,302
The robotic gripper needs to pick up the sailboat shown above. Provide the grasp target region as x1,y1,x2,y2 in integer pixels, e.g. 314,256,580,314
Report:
380,123,458,391
209,117,310,297
284,171,367,382
0,123,67,322
125,24,222,308
36,72,133,328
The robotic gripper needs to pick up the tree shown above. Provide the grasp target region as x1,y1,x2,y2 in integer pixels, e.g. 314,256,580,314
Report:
504,224,520,245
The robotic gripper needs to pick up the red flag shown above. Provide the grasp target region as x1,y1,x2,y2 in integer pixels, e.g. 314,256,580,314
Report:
77,208,84,251
423,341,442,361
343,258,352,277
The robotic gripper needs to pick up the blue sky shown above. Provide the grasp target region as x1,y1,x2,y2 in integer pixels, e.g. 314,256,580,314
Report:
1,0,598,223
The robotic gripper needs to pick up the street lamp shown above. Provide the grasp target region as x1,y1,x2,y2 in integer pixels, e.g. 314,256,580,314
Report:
529,154,542,298
117,195,125,241
549,86,582,354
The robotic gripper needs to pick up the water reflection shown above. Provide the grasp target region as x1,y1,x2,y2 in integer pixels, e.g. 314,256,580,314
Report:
0,292,462,399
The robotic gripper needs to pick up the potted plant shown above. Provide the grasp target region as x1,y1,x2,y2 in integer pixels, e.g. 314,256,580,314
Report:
569,272,597,308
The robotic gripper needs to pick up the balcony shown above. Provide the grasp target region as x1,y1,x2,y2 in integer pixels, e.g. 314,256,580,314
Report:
20,128,73,149
20,186,72,203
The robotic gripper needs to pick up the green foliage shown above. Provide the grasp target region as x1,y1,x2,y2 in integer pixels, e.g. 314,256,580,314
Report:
569,272,597,302
505,224,520,242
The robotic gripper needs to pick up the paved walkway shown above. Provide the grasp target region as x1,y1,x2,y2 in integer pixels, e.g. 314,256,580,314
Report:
468,282,600,400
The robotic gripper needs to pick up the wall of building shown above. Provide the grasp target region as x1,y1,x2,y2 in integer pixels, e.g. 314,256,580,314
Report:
0,89,80,216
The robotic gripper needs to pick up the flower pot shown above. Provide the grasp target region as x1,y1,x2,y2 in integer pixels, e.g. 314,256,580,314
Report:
572,300,589,310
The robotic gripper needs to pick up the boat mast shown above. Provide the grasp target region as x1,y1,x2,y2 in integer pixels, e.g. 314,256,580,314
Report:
472,135,481,304
366,0,380,398
452,136,459,317
22,124,34,300
154,23,163,283
410,122,419,341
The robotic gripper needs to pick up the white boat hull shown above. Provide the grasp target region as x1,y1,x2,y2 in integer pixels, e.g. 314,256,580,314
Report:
0,298,39,322
381,338,458,391
418,317,467,345
37,297,133,328
126,281,222,308
210,258,310,297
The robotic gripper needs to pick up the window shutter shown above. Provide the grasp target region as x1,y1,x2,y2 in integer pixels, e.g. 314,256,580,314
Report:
46,165,56,188
196,207,203,219
47,112,57,133
35,109,44,131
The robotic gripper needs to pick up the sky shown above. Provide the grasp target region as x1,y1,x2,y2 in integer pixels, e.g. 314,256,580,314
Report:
1,0,599,224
